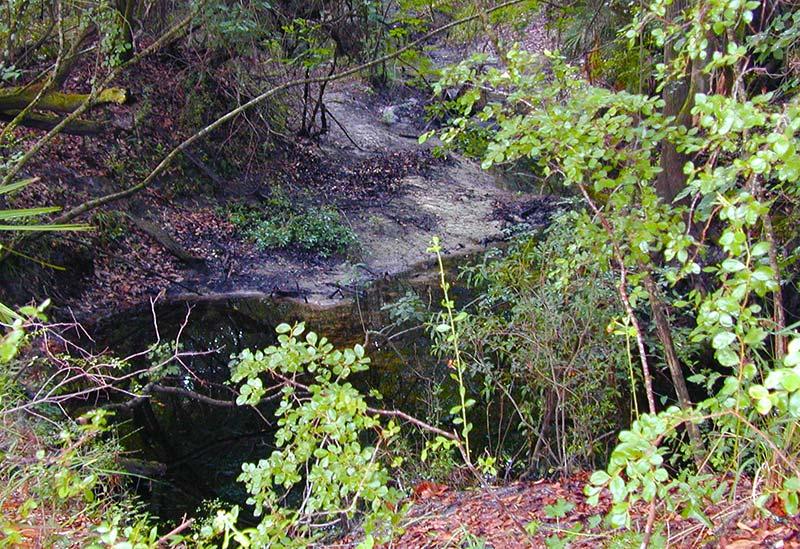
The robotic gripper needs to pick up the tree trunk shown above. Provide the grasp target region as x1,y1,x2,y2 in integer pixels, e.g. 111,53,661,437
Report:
656,0,691,202
52,24,97,88
2,0,31,66
115,0,138,62
657,0,713,202
643,272,706,469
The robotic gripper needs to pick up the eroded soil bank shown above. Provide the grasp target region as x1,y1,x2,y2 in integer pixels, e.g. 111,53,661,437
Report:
0,11,561,320
6,80,554,320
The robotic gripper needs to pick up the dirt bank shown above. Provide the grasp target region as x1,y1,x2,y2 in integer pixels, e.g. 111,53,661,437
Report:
58,80,555,317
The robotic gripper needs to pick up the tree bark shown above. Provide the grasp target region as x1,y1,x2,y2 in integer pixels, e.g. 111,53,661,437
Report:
2,0,31,65
115,0,138,62
657,0,713,202
656,0,691,202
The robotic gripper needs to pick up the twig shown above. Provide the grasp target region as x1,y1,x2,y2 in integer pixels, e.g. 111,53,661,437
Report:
364,406,458,441
270,370,460,441
156,516,194,546
322,103,366,151
640,500,657,549
577,182,657,414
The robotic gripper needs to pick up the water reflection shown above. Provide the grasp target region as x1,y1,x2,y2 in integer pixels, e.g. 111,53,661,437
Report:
96,267,470,522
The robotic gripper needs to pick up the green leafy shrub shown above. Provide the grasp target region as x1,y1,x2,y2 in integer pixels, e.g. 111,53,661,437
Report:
427,0,800,532
0,307,160,547
225,195,357,258
0,402,147,547
453,220,631,473
224,322,404,546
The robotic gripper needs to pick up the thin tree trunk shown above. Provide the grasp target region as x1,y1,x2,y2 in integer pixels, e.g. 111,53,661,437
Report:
642,272,706,469
475,0,508,65
116,0,137,62
52,23,96,88
309,53,337,136
2,0,30,65
756,185,787,360
578,183,658,415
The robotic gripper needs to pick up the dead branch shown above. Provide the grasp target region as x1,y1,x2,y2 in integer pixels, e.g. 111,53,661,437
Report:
127,216,206,265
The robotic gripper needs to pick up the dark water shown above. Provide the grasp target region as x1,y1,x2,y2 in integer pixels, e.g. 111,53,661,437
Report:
96,262,483,523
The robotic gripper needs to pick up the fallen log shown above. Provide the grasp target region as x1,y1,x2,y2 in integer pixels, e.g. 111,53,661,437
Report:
0,86,128,114
0,110,102,135
117,457,168,478
128,216,206,266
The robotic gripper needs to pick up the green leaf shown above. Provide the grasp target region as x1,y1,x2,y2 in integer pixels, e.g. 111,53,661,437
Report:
749,156,767,173
781,370,800,392
543,498,575,519
590,470,611,485
716,347,740,367
783,491,799,517
0,223,89,232
642,478,656,501
712,331,737,350
788,391,800,417
764,370,785,389
786,339,800,367
0,206,61,220
0,177,39,195
721,259,746,273
354,344,365,359
756,397,773,415
784,477,800,492
609,475,627,502
751,242,770,256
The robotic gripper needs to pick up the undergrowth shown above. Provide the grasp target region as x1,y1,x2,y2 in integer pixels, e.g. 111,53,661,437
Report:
224,191,357,258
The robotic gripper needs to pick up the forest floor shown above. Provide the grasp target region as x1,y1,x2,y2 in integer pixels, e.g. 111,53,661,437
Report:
4,71,555,320
332,475,800,548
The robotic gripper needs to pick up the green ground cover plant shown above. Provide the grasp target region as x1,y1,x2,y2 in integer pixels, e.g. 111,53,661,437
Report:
225,193,357,258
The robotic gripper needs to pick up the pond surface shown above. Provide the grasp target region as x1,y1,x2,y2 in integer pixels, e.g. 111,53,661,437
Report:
96,258,492,524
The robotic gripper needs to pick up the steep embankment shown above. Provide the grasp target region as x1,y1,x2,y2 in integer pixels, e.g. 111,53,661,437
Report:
2,12,557,318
